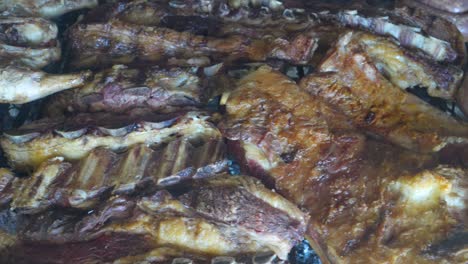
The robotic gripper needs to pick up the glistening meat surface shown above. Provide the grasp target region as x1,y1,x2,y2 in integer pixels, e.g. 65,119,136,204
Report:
0,173,306,263
220,66,467,264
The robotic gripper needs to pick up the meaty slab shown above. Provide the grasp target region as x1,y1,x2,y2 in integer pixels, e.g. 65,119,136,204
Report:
8,136,227,212
0,111,222,172
220,66,467,263
66,21,317,69
44,64,218,116
300,31,468,153
316,31,463,100
0,174,306,263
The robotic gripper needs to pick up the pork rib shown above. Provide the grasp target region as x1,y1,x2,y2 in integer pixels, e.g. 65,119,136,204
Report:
66,21,317,69
0,111,222,172
8,136,227,212
44,64,216,116
0,174,306,263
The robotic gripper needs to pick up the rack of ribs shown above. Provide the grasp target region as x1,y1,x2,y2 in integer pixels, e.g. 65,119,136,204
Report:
0,172,307,263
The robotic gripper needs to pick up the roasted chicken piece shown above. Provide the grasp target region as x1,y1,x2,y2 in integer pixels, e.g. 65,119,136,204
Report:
66,21,317,69
0,64,91,104
300,31,468,153
220,66,468,264
0,111,222,172
0,17,60,69
0,17,57,47
317,31,463,100
44,64,219,116
0,43,60,69
0,174,306,263
0,0,98,18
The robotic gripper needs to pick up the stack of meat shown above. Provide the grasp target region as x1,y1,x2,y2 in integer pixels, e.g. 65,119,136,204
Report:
0,0,467,263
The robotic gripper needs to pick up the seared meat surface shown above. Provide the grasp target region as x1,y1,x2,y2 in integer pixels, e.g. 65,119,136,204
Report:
221,66,467,263
66,21,317,69
0,1,467,263
9,138,227,212
0,111,222,172
316,31,463,100
301,31,468,153
0,173,306,263
45,64,218,116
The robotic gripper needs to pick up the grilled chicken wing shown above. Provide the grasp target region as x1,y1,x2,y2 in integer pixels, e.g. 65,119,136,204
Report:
0,173,306,263
0,0,98,18
300,31,468,153
66,21,317,69
44,64,218,116
0,64,91,104
220,66,467,264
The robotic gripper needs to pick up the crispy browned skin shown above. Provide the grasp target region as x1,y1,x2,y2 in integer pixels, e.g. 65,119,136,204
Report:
316,31,463,100
221,66,467,264
300,31,468,153
0,174,306,263
66,21,317,69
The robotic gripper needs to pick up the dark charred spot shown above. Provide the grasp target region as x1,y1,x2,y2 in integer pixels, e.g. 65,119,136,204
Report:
364,111,375,124
280,150,297,164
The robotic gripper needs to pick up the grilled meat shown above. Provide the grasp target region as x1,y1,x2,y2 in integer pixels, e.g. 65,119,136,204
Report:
300,31,468,153
414,0,468,13
0,17,57,47
0,43,60,69
0,0,98,18
220,66,468,264
0,174,306,263
315,7,466,65
66,21,317,69
44,64,218,116
0,111,222,172
396,0,468,42
83,0,301,29
0,64,91,104
9,137,227,212
317,31,463,100
0,16,60,69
